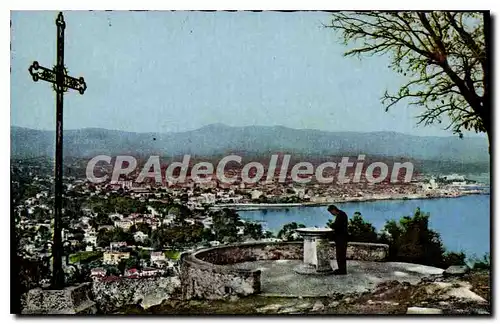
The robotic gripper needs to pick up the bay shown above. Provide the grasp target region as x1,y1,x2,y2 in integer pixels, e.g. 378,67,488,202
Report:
239,194,490,259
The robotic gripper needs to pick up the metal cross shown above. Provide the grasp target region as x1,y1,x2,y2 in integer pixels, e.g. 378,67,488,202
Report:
28,12,87,289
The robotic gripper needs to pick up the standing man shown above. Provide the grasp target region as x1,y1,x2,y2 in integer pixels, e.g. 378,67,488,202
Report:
328,205,349,275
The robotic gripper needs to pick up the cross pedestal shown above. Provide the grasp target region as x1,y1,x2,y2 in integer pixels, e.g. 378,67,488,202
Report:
294,227,334,275
21,282,97,314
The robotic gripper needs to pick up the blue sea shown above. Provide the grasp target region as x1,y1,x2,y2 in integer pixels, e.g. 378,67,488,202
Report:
239,194,490,259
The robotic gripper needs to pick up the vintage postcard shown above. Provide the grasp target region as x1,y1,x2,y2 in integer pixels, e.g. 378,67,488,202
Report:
11,10,491,315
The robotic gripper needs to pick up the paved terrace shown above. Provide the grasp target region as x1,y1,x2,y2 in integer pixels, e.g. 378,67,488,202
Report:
228,259,444,297
180,241,445,300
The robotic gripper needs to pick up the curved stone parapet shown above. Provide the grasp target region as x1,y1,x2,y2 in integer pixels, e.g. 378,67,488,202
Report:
180,241,388,300
342,242,390,262
180,250,261,300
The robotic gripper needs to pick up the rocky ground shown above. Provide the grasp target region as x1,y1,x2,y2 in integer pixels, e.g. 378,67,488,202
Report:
114,268,490,315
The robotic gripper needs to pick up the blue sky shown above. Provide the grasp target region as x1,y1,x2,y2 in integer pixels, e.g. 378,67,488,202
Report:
10,11,480,137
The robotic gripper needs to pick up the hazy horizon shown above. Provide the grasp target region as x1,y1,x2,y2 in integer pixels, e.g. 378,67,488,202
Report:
10,123,487,139
11,11,484,138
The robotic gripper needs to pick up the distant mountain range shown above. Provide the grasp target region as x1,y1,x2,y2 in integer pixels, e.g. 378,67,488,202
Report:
11,124,489,163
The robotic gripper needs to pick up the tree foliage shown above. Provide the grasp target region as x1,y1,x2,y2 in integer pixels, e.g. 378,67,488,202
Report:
277,222,306,241
211,208,243,243
470,252,490,270
328,211,379,243
150,222,207,249
328,12,489,144
88,195,149,216
243,221,264,240
379,207,464,268
166,203,192,221
96,227,134,248
324,208,467,268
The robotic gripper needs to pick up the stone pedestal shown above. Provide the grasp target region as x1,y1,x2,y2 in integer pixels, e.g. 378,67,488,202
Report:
21,282,97,315
294,227,333,275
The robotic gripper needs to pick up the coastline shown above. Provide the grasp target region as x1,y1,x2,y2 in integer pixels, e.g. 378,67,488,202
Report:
211,190,489,211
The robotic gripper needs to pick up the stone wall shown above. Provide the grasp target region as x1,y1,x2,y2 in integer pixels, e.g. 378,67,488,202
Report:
92,276,181,313
22,282,97,314
194,241,388,265
180,241,388,300
196,241,303,264
181,252,260,300
341,242,390,262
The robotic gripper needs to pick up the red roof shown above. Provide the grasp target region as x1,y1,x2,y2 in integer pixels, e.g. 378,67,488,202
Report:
101,275,120,282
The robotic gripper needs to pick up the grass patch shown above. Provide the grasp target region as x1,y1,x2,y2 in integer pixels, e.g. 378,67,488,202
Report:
164,250,181,260
69,251,103,264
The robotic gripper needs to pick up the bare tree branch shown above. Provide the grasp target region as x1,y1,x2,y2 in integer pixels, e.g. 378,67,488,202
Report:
326,11,488,142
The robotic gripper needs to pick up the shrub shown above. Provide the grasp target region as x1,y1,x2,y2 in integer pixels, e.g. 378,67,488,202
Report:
381,208,449,267
243,222,264,240
326,211,380,243
347,212,379,243
277,222,306,241
441,251,467,268
470,253,490,270
211,208,243,243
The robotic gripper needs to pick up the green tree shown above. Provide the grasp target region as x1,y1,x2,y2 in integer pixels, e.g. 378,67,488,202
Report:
38,225,52,243
96,213,113,226
125,256,140,270
151,227,166,250
470,252,490,270
32,206,48,222
137,249,151,261
381,208,448,267
140,237,152,248
72,232,85,242
96,227,133,247
110,227,134,245
442,251,466,267
162,222,205,248
277,222,306,241
263,230,275,239
88,218,98,230
117,259,127,275
107,266,120,276
201,228,215,242
328,12,490,148
136,223,152,236
97,229,112,248
211,208,243,243
327,211,379,243
243,222,264,240
151,222,204,250
168,203,192,221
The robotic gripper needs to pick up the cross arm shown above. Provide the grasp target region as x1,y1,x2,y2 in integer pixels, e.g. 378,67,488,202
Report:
28,61,56,84
63,74,87,95
28,61,87,94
